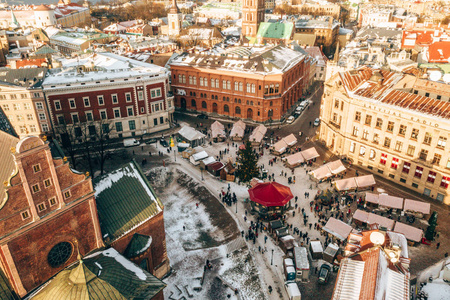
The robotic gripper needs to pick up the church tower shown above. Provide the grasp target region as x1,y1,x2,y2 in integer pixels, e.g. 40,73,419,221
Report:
168,0,182,36
242,0,265,39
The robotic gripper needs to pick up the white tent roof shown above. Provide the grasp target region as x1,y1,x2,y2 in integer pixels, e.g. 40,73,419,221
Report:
323,217,353,240
352,210,395,230
393,222,423,242
249,124,267,143
403,199,430,214
310,240,323,253
272,139,288,153
283,134,297,147
202,156,216,165
178,126,206,142
285,152,305,165
334,175,376,191
300,147,319,161
365,193,403,209
191,150,208,161
230,120,245,138
211,121,226,139
355,175,376,188
311,160,346,180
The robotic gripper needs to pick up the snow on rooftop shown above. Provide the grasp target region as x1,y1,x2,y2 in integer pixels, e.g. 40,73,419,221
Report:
103,248,147,280
310,240,323,253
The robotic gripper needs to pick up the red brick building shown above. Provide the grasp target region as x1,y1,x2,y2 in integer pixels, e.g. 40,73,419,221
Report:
169,44,311,122
42,52,174,141
0,135,168,298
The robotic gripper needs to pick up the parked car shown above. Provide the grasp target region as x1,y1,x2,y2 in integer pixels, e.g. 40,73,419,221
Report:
160,139,169,147
313,118,320,126
299,101,308,111
318,264,331,284
123,138,140,147
295,106,303,114
286,116,295,124
146,138,157,144
197,114,208,119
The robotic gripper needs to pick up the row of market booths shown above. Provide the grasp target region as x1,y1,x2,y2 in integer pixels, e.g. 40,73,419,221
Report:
270,134,297,156
364,192,431,217
283,147,321,168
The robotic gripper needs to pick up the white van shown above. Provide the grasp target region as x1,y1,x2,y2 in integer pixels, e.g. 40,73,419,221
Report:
123,138,140,147
285,281,301,300
299,101,308,111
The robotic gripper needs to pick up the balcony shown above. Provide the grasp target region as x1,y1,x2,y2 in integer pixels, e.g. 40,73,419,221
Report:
263,93,281,99
330,120,340,129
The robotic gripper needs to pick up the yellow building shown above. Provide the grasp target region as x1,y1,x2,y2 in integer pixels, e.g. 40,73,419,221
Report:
320,67,450,204
0,68,51,137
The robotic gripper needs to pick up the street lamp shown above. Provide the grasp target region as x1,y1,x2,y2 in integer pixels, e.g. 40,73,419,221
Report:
201,167,204,181
235,199,238,213
271,249,274,265
174,150,176,162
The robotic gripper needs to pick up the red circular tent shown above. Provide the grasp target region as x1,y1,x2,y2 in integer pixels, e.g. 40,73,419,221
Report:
248,182,293,207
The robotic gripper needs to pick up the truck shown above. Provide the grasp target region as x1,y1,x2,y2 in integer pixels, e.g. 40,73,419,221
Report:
285,281,301,300
284,258,296,281
293,247,310,282
123,138,140,147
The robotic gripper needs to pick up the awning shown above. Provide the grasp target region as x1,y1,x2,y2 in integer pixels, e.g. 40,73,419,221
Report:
334,175,376,191
365,193,379,204
249,124,267,143
323,217,353,240
230,120,245,138
300,147,319,161
403,199,430,215
211,121,226,139
393,222,423,242
378,194,403,210
285,152,304,165
311,160,346,180
283,134,297,147
272,140,288,153
355,175,376,188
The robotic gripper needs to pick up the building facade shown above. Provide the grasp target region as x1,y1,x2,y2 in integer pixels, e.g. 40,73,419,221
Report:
0,68,51,138
170,44,310,122
168,0,182,36
295,17,339,56
43,52,174,141
320,67,450,204
242,0,265,38
0,136,104,297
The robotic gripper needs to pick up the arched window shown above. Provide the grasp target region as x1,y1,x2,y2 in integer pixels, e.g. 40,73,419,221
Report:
235,81,239,91
191,99,196,107
247,83,251,93
227,97,230,101
235,106,241,114
223,96,226,101
200,93,203,98
369,149,376,160
238,99,241,104
200,77,203,86
227,80,231,90
215,95,218,100
250,101,253,106
270,101,273,106
268,109,273,117
246,100,249,105
234,98,237,103
189,76,192,85
202,101,207,109
211,78,215,88
224,104,229,112
215,79,219,87
211,95,214,99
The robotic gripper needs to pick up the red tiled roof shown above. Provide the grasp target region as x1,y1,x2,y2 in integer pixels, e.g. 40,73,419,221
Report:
428,41,450,63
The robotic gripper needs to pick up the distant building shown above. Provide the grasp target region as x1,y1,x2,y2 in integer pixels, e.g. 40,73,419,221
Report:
0,68,51,137
43,52,174,141
292,0,340,19
195,1,242,20
305,46,327,81
49,31,117,55
358,4,395,28
295,16,339,56
169,44,311,122
242,0,265,39
168,0,182,36
320,67,450,205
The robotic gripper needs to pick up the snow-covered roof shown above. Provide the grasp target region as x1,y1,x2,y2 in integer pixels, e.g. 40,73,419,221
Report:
310,240,323,253
332,259,365,300
191,151,209,161
201,156,216,165
178,126,206,141
294,247,309,269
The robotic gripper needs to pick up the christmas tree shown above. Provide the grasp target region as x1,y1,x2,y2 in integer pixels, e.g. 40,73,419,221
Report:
236,140,260,183
425,211,437,241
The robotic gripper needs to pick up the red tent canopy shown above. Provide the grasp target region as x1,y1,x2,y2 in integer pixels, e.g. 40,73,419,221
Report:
248,182,293,207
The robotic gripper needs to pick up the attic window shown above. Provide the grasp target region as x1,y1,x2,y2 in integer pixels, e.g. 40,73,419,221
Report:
110,80,114,82
124,79,128,81
96,81,100,84
81,83,85,85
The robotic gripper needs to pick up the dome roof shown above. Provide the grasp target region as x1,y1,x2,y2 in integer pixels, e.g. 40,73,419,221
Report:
34,4,52,11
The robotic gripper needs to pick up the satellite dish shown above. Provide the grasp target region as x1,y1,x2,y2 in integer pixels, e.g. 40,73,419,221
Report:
443,74,450,84
429,71,442,82
390,257,398,263
370,231,385,245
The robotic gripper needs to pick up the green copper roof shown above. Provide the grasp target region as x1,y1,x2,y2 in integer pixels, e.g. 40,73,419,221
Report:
35,45,57,55
124,234,152,259
94,161,164,243
29,248,166,300
0,268,19,300
257,22,294,40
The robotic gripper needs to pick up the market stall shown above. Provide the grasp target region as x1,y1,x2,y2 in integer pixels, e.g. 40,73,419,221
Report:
322,217,353,241
230,120,246,141
311,160,346,181
270,134,298,156
403,199,430,216
393,222,423,243
352,209,395,230
248,182,293,220
211,121,226,142
249,124,267,146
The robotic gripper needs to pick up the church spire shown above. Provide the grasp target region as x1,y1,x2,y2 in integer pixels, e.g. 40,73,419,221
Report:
333,42,340,62
169,0,180,14
10,10,20,29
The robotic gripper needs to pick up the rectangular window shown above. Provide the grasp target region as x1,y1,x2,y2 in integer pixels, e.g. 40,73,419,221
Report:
64,190,71,199
362,130,369,140
373,133,379,144
402,161,411,174
394,141,403,152
114,109,121,118
83,97,90,107
150,88,161,99
375,118,383,129
334,99,339,108
359,146,366,156
24,103,31,110
100,110,107,120
37,202,46,212
69,99,76,109
71,114,79,123
384,137,391,148
153,118,158,126
223,80,227,89
74,127,82,137
160,116,164,124
349,142,355,153
406,145,415,156
102,123,110,134
399,125,407,136
86,112,93,121
411,128,419,140
115,122,123,132
55,100,61,110
352,126,359,136
44,178,52,188
140,107,144,113
126,93,132,102
419,149,428,160
2,104,8,111
423,132,432,145
127,107,133,117
440,176,450,189
364,115,372,126
414,166,423,178
98,95,104,105
30,125,36,132
39,113,46,120
355,111,361,122
427,171,436,183
21,210,30,220
27,114,34,121
432,153,442,165
391,157,399,169
112,94,118,104
437,137,447,149
32,184,40,193
387,121,394,132
138,91,144,101
13,103,20,110
49,197,57,206
211,78,215,88
33,164,41,173
41,123,49,132
129,120,136,130
380,153,387,165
